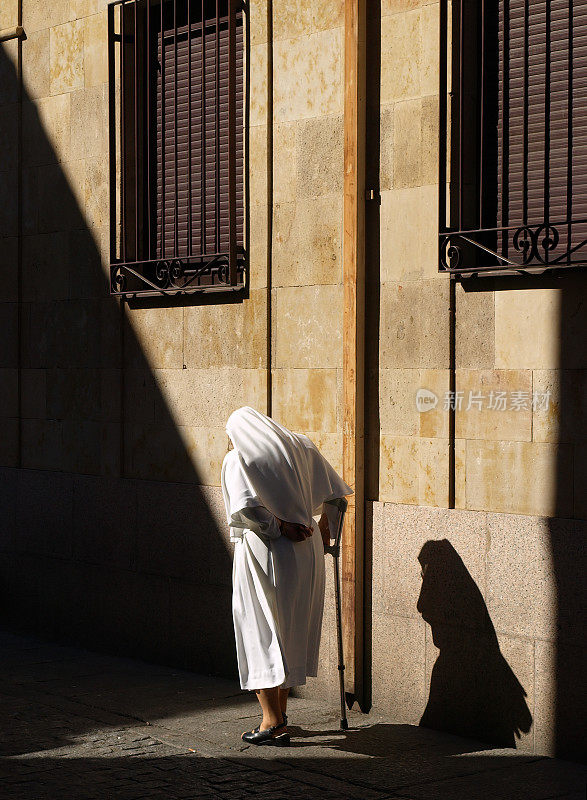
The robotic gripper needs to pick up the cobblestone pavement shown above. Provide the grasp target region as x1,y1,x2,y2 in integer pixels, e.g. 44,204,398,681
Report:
0,632,584,800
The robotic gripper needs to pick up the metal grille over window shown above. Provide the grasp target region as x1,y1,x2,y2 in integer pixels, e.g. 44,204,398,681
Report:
108,0,245,297
439,0,587,276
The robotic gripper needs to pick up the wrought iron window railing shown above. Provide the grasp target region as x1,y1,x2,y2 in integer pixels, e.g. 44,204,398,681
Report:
108,0,246,298
439,0,587,277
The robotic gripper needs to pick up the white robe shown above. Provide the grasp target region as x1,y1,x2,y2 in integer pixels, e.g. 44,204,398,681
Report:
230,502,326,690
221,407,351,691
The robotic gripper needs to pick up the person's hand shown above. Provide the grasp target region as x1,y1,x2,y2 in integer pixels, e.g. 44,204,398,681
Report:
277,518,313,542
318,513,331,550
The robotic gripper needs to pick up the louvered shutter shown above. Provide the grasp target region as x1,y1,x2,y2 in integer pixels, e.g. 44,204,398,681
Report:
155,7,243,265
496,0,587,264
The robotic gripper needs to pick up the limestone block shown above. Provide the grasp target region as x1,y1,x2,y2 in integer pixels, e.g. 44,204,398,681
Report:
272,368,337,432
0,418,18,467
272,194,342,287
380,279,449,368
50,20,84,95
392,96,438,189
0,40,18,106
69,85,107,161
379,104,394,192
37,163,82,232
495,288,561,370
61,157,87,217
465,440,573,516
418,368,449,437
380,185,438,281
0,237,18,301
83,11,108,88
0,0,18,29
0,170,18,238
100,421,121,476
0,103,16,155
274,28,343,122
153,367,248,429
454,437,466,509
84,157,109,228
533,639,555,757
455,282,495,369
15,469,73,556
273,121,297,203
372,502,488,619
21,418,64,471
486,512,565,642
296,115,343,198
100,367,121,422
455,368,532,441
184,289,267,369
237,368,269,414
272,0,308,40
23,94,71,167
382,0,432,15
420,4,439,97
379,368,421,435
248,0,268,46
247,204,268,286
574,443,587,518
274,284,342,368
20,368,46,418
418,436,449,507
0,368,17,417
124,305,183,369
249,43,268,128
73,0,110,18
21,167,38,235
68,227,106,300
46,367,101,420
21,29,50,100
379,434,419,503
72,474,136,568
124,422,198,483
179,426,229,487
303,430,342,475
122,369,156,424
381,10,421,104
372,613,427,723
53,299,101,368
22,232,70,302
100,297,122,369
0,303,18,368
249,124,267,206
22,0,73,33
311,0,344,32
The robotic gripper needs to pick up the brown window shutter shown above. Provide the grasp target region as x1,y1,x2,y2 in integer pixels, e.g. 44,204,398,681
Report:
155,10,244,264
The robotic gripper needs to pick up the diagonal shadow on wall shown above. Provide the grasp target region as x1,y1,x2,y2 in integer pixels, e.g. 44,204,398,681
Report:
0,36,239,682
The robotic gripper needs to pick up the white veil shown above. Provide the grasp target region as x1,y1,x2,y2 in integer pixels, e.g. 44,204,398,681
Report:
221,406,352,530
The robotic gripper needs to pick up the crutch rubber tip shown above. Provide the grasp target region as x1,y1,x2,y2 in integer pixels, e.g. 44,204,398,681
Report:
340,719,349,730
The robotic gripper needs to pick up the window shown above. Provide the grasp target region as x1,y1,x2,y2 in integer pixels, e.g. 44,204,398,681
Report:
108,0,245,297
439,0,587,276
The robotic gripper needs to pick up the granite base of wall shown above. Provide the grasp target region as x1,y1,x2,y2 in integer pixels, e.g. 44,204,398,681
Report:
360,501,585,762
0,467,238,679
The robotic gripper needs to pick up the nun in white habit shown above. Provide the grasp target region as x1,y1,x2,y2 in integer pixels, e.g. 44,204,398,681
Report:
221,406,352,746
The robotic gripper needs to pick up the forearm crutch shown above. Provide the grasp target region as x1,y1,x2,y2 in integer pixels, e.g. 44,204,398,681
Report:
323,497,349,730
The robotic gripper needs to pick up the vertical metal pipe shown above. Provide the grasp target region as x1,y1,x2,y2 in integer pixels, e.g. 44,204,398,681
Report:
147,0,151,260
134,0,139,260
228,0,237,283
174,0,178,254
188,0,192,256
502,0,510,258
108,3,117,264
160,0,165,257
201,0,206,254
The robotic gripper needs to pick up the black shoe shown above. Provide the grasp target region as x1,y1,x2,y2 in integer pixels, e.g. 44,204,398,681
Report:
251,712,287,735
241,718,289,746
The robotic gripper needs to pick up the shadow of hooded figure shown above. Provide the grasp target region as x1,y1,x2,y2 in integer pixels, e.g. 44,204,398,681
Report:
417,539,532,748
